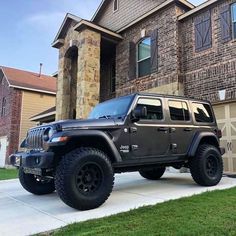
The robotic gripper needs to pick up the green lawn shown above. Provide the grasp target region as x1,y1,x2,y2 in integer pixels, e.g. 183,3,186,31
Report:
0,168,18,180
51,187,236,236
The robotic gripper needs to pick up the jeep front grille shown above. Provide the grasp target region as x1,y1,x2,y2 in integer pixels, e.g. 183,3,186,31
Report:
26,127,47,150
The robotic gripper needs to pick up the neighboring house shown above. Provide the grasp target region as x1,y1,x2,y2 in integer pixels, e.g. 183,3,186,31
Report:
0,66,56,167
50,0,236,173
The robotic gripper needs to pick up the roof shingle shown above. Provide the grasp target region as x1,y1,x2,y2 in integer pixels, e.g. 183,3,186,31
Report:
1,66,56,94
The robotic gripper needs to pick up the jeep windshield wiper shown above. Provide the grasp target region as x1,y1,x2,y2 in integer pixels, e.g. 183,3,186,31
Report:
98,115,112,119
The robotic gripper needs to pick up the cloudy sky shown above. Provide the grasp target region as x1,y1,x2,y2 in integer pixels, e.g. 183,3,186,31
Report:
0,0,205,75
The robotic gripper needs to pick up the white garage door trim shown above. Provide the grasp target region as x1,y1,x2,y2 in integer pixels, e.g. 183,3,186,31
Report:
0,136,7,168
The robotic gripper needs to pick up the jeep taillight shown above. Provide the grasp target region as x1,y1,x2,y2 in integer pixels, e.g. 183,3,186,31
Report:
216,129,222,139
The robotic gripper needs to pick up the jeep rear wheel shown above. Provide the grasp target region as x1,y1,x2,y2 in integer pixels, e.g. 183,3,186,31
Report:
19,167,55,195
139,167,166,180
55,148,114,210
189,144,223,186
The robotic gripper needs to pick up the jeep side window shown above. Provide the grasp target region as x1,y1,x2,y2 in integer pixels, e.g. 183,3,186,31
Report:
136,98,163,120
169,101,190,121
192,102,213,123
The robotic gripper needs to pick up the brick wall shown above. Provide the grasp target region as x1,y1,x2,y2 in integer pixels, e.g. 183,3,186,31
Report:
0,72,22,164
115,4,184,96
179,0,236,103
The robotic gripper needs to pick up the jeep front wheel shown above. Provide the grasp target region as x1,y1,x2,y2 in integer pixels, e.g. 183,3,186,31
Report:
19,167,55,195
189,144,223,186
55,147,114,210
139,167,166,180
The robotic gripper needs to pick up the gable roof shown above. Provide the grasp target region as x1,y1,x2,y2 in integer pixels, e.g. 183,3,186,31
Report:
30,106,56,121
0,66,56,95
178,0,219,20
92,0,195,26
52,13,82,47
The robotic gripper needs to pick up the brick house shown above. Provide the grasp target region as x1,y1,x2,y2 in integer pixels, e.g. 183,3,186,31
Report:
52,0,236,172
0,66,56,167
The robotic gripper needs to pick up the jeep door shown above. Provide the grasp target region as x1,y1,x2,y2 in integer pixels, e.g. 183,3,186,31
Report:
167,100,194,156
129,96,170,158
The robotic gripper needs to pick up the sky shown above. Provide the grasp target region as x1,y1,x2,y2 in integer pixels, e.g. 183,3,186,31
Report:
0,0,205,75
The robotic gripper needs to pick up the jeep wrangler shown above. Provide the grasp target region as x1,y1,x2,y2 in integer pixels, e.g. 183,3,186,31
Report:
10,93,225,210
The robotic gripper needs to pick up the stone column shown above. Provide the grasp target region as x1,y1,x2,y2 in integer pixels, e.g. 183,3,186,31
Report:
76,29,101,119
56,56,71,120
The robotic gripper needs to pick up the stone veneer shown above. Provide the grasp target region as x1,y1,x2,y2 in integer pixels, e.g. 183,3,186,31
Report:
56,22,101,120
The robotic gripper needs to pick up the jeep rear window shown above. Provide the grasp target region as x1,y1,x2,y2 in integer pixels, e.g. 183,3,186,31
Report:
169,101,190,121
192,102,214,123
136,98,163,120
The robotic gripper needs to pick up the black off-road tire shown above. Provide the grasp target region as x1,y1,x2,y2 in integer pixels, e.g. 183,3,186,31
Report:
139,167,166,180
189,144,223,186
19,167,55,195
55,147,114,210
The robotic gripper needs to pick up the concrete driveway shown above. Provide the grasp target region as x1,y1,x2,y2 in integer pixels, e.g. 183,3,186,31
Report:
1,172,236,236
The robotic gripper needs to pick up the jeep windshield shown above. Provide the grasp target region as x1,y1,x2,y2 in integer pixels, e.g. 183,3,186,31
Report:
88,95,134,119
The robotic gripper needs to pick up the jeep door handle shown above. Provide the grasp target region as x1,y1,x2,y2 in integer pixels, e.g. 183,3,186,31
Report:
184,128,192,132
158,127,169,132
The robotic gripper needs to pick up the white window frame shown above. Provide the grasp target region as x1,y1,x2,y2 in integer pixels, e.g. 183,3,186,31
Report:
113,0,119,13
137,37,151,78
232,3,236,39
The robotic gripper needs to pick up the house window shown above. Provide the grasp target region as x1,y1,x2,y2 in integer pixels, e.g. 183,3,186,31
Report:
1,97,6,116
113,0,118,12
137,37,151,77
232,3,236,39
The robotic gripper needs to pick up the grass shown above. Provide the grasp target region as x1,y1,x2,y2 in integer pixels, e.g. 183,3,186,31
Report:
50,187,236,236
0,168,18,180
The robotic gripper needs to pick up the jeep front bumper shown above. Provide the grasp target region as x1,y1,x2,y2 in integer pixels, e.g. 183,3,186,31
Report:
10,151,54,169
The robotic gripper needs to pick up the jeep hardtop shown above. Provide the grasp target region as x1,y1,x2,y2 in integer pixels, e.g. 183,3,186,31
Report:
10,93,225,210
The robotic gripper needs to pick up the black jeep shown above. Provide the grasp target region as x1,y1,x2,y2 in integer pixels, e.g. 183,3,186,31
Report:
10,93,225,210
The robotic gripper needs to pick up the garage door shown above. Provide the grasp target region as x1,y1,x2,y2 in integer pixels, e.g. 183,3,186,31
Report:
0,136,7,168
213,102,236,174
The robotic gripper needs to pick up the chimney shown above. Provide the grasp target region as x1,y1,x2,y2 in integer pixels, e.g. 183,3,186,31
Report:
39,63,43,77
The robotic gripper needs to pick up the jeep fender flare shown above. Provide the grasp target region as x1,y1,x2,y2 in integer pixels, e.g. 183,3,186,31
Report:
52,129,122,163
188,132,219,157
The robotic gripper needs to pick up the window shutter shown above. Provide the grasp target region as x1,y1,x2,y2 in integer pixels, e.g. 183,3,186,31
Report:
194,11,212,52
151,29,158,73
128,42,136,80
220,5,232,42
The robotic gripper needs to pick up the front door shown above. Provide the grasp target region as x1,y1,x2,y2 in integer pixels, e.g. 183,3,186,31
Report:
130,97,170,159
0,136,7,167
214,102,236,174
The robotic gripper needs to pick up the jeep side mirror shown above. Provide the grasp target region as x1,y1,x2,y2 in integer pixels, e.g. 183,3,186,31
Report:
131,106,147,121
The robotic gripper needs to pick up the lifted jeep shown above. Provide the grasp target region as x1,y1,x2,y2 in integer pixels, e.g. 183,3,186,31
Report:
10,93,225,210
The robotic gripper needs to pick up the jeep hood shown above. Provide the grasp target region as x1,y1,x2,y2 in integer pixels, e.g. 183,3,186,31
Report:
51,118,122,130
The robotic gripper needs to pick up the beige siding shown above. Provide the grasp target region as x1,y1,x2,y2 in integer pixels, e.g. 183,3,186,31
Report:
19,91,55,146
94,0,166,32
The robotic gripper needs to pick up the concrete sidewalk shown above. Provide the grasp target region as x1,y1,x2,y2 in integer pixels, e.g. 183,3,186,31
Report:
1,172,236,236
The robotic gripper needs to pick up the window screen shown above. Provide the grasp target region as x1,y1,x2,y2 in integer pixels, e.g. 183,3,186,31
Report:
1,97,6,116
169,101,190,121
136,98,163,120
138,38,151,77
113,0,118,12
192,103,214,123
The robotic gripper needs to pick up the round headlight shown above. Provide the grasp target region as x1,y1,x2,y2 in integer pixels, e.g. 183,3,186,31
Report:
43,128,54,142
